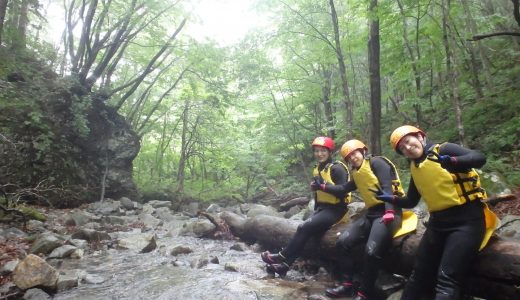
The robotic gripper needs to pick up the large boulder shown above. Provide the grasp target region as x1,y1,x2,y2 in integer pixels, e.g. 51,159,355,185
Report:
13,254,59,290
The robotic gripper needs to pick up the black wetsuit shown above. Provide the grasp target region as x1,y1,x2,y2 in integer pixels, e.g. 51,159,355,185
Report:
280,158,348,264
395,142,486,300
327,157,402,297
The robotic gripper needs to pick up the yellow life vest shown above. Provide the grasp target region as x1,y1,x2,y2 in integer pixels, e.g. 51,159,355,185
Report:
410,145,499,250
313,161,352,205
410,144,487,212
352,157,405,209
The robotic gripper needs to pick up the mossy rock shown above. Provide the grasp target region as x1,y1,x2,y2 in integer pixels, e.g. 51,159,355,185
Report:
17,205,47,221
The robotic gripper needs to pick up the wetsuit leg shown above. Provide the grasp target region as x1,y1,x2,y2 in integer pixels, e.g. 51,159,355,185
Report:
401,226,445,300
281,207,345,264
434,218,485,300
335,216,371,279
359,215,402,296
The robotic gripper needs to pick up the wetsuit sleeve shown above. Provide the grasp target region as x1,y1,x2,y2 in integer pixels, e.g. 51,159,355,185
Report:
325,163,350,199
393,178,421,208
371,158,398,211
438,142,486,171
326,179,357,194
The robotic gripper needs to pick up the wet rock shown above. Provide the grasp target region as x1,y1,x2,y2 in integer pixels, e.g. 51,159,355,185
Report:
206,204,222,213
48,245,77,259
181,202,199,216
230,243,247,251
284,206,301,219
179,219,215,237
141,203,154,214
88,200,123,216
138,213,162,228
209,256,219,264
147,200,172,209
83,274,106,284
119,197,135,210
70,248,84,259
102,215,128,225
2,227,28,239
0,259,19,275
25,220,46,233
117,233,156,252
496,215,520,239
347,201,366,215
13,254,59,290
68,238,88,249
170,245,193,256
65,211,96,226
57,270,80,291
224,263,238,272
70,228,111,242
155,207,175,222
0,282,17,297
29,233,64,255
23,288,51,300
140,234,157,253
190,257,209,269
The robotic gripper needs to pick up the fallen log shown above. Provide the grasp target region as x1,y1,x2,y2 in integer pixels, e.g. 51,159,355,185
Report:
220,211,520,300
279,197,309,211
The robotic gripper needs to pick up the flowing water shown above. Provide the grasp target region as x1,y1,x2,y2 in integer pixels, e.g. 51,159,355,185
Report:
52,231,327,300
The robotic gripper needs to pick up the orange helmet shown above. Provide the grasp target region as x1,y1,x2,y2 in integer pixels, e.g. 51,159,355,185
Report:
340,139,367,160
390,125,425,152
311,136,335,151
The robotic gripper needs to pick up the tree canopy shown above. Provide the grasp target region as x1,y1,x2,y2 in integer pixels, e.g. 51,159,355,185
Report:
0,0,518,206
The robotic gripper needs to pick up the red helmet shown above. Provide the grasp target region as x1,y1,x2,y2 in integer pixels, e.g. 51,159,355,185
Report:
311,136,335,151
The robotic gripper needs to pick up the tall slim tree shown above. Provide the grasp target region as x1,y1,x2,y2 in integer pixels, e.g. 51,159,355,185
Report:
329,0,353,138
368,0,381,155
0,0,8,45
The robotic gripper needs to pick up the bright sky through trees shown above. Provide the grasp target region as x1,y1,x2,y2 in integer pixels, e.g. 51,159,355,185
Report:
42,0,268,46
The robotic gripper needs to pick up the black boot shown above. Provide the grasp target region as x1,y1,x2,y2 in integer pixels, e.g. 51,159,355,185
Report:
325,281,355,298
261,251,286,264
353,291,369,300
266,262,290,277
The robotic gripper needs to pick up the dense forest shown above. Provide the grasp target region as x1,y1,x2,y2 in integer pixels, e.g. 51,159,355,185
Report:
0,0,519,208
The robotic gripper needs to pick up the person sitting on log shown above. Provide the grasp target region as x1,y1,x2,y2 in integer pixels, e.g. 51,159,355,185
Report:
374,125,499,300
261,136,351,277
323,139,404,300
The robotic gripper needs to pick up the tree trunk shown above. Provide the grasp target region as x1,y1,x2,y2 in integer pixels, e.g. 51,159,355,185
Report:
329,0,353,138
176,99,190,193
0,0,8,45
368,0,381,155
221,212,520,300
12,0,28,50
320,65,335,138
441,0,465,146
396,0,421,94
459,0,487,100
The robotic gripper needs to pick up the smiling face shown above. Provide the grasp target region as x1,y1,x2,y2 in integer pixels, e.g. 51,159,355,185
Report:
397,134,425,159
347,149,364,168
313,146,331,163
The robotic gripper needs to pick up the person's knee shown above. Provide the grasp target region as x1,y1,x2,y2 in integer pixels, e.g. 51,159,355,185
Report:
365,240,383,259
336,232,353,253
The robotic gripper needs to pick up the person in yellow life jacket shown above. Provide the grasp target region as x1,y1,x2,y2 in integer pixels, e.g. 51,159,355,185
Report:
375,125,496,300
261,136,351,277
323,139,403,300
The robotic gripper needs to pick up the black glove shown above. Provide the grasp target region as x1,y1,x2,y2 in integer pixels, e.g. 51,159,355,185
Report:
369,185,397,203
427,151,456,170
310,176,326,191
